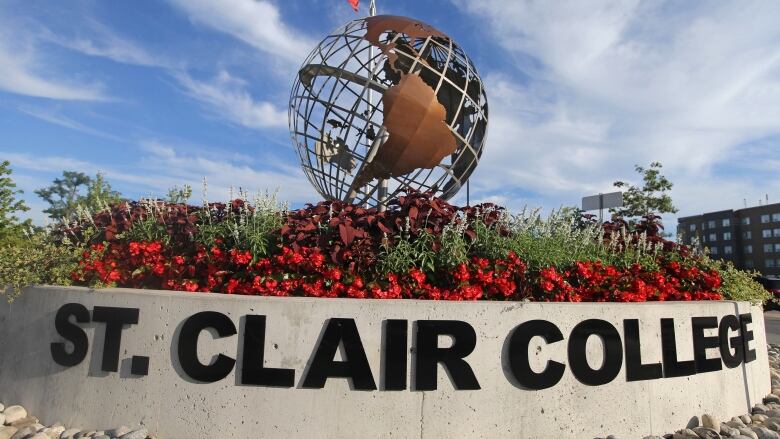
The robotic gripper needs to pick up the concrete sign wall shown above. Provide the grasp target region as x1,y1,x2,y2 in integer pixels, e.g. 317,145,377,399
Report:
0,286,770,438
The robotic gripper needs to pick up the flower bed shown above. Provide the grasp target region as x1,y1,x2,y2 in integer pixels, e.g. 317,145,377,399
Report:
58,191,759,303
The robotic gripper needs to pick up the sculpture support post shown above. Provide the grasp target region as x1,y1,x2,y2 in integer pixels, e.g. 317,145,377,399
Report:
369,0,389,211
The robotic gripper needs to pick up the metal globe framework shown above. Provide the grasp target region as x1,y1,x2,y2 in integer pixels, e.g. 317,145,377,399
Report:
289,16,488,207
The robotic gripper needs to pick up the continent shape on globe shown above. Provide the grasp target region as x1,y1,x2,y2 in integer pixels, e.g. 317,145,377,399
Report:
356,15,458,184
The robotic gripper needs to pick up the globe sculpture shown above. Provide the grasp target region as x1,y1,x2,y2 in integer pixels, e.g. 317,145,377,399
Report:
289,15,488,207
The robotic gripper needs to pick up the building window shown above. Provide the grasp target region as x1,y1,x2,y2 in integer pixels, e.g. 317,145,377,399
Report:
776,243,780,253
723,232,732,240
765,244,774,253
701,222,706,230
745,245,753,254
710,246,718,255
774,213,780,222
764,229,773,238
742,217,751,225
709,233,717,242
762,214,771,223
744,231,752,240
767,259,776,268
689,224,696,231
774,228,780,237
724,245,733,255
708,220,716,229
722,219,730,227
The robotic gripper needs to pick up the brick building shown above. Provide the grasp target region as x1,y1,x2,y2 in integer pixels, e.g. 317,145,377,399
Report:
677,203,780,278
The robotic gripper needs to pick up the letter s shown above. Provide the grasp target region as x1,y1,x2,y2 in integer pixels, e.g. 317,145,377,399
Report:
51,303,90,367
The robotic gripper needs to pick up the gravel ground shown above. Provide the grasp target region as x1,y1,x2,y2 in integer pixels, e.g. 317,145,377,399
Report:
4,346,780,439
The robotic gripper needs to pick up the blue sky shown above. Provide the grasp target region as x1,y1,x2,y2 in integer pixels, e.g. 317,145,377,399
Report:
1,0,779,232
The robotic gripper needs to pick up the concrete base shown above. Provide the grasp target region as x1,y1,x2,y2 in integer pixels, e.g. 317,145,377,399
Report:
0,286,770,438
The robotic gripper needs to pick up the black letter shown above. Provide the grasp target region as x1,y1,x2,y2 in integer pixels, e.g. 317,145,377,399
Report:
623,319,662,381
241,315,294,387
740,313,756,363
302,318,377,390
51,303,90,367
506,320,565,390
177,311,236,383
414,320,480,390
661,318,696,377
568,319,623,386
383,320,408,391
692,317,722,373
719,314,744,368
92,306,139,372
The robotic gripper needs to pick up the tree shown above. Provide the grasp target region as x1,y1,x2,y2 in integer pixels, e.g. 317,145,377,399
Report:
0,161,32,244
35,171,122,221
610,162,677,220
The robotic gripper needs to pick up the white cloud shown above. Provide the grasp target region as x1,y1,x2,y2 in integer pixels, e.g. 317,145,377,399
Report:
173,70,287,129
0,39,108,101
165,0,314,65
17,106,124,141
38,20,174,69
137,140,317,203
454,0,780,221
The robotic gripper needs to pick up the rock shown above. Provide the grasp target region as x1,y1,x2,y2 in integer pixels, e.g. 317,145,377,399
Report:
766,396,780,405
643,436,663,439
9,415,39,429
105,427,131,437
757,405,771,415
0,403,4,412
118,429,147,439
74,431,95,439
607,435,618,439
703,415,721,430
731,418,748,427
28,434,51,439
769,411,780,419
744,415,756,425
1,407,25,425
43,426,65,435
722,424,742,436
10,425,37,439
692,426,721,438
739,427,760,439
673,430,701,439
0,427,17,439
59,429,81,439
767,420,780,432
754,414,770,423
93,436,109,439
751,426,780,439
0,416,3,427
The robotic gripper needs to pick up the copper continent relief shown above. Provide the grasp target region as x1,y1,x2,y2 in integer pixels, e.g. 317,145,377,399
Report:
356,16,458,185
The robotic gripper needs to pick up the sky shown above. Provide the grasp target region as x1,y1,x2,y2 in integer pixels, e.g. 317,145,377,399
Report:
1,0,779,233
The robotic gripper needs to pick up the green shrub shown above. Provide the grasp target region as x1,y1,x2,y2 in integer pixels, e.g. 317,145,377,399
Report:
702,258,770,304
0,231,82,302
